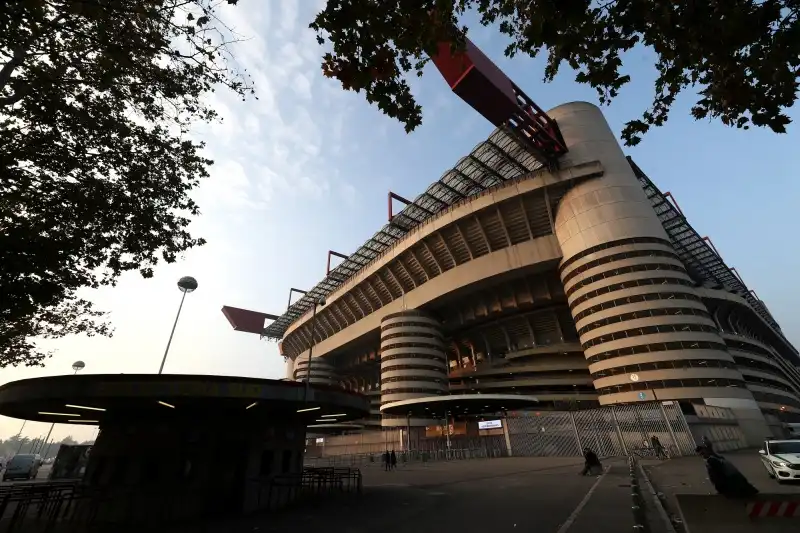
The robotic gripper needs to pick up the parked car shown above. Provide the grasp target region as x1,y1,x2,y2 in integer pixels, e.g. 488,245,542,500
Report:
758,439,800,483
3,454,42,482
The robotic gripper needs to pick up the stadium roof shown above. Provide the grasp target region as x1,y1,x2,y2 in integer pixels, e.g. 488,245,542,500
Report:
627,158,781,331
262,128,543,340
262,128,783,343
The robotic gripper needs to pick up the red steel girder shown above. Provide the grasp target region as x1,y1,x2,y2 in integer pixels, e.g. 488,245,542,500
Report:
221,306,279,335
430,38,567,165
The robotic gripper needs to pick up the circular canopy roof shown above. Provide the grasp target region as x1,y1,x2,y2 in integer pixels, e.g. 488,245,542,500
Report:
0,374,370,425
380,394,539,419
306,422,365,435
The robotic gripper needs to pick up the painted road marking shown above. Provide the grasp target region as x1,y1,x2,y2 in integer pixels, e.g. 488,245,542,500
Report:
555,467,610,533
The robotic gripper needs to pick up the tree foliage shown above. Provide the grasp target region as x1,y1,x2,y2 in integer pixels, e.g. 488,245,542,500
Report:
0,0,252,367
311,0,800,144
0,434,92,461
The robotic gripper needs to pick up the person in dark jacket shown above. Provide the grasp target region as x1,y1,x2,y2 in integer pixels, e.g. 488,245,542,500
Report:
580,448,603,476
651,435,667,459
390,450,397,470
696,445,758,498
383,450,390,471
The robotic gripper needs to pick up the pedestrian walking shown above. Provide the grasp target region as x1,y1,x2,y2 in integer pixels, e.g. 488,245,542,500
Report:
390,449,397,470
651,435,666,459
383,450,390,472
702,435,714,454
579,447,603,476
696,445,758,498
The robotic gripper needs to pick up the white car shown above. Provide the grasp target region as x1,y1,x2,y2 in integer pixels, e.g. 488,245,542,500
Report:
759,439,800,483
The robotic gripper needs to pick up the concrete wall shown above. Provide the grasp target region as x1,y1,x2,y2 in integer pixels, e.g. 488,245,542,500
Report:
292,354,337,386
549,102,763,414
291,235,561,361
704,397,774,445
380,310,447,427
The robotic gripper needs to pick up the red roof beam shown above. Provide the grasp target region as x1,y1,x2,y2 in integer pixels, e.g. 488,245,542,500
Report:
287,288,307,311
702,236,722,258
430,38,567,164
388,191,413,222
663,192,684,216
327,250,349,275
221,306,279,335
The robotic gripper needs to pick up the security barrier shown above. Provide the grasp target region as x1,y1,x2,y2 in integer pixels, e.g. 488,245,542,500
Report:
307,402,749,467
507,402,698,458
0,467,363,532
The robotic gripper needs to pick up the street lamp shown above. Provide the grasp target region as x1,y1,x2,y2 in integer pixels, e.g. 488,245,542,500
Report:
39,361,86,457
158,276,198,374
303,297,326,401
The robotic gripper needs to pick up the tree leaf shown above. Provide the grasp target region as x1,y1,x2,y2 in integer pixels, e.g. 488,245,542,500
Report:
0,0,255,367
311,0,799,144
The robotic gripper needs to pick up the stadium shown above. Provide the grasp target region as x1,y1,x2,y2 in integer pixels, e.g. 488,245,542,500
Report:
223,40,800,451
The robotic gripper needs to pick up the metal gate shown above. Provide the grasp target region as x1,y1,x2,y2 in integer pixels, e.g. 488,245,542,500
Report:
507,402,697,458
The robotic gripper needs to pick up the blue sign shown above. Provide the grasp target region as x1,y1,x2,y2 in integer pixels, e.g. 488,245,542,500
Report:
638,392,647,400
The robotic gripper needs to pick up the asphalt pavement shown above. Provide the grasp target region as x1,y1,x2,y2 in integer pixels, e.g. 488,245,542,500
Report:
644,450,800,497
185,456,636,533
0,463,52,484
643,450,800,533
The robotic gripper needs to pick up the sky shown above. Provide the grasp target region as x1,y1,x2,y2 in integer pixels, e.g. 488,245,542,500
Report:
3,1,800,443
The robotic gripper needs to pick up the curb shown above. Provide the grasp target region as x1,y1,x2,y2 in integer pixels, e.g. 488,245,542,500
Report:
629,457,650,532
636,461,679,533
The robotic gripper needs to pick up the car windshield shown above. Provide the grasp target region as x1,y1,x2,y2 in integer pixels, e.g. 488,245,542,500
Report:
770,442,800,455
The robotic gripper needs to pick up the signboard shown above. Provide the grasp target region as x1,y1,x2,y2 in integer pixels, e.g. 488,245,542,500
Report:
424,421,468,438
638,392,647,400
315,437,324,444
478,420,503,430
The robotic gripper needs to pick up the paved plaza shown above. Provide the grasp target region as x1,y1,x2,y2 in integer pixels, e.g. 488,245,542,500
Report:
643,449,800,520
644,451,800,497
183,456,635,533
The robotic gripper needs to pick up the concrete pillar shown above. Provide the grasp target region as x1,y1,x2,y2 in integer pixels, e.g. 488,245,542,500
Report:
549,102,762,419
285,357,295,381
292,354,337,386
379,310,447,428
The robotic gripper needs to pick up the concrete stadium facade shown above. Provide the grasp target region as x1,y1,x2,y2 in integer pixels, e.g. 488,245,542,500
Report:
277,102,800,436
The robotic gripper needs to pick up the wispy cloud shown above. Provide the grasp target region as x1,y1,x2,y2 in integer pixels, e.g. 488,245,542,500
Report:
190,2,345,212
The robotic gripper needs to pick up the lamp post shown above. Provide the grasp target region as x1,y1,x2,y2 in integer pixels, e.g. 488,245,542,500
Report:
303,297,326,402
14,421,27,455
39,361,86,457
158,276,198,374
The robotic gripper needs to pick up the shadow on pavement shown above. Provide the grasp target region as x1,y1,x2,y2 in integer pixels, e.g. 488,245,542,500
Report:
174,457,636,533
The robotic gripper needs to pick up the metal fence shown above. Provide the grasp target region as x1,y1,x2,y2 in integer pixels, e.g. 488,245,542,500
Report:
507,402,697,458
305,429,405,458
305,446,508,469
0,468,363,533
306,402,744,466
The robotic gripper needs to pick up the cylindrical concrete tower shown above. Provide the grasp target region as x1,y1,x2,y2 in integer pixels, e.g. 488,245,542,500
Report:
380,310,448,427
292,354,337,386
549,102,754,407
285,357,295,381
